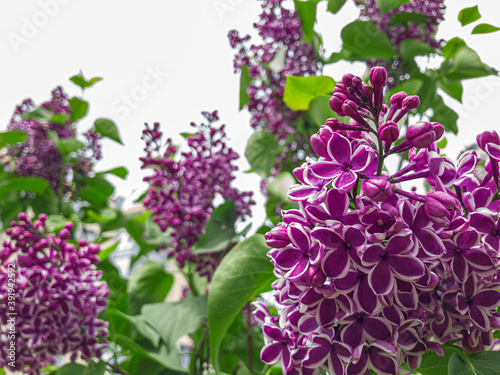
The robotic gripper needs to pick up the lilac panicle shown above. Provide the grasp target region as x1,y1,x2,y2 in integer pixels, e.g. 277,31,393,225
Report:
140,111,254,281
257,66,500,374
0,213,109,374
5,87,103,193
228,0,322,180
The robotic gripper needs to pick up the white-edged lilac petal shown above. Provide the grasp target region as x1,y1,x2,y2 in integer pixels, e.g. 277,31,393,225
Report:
322,248,350,279
368,262,393,295
261,342,284,364
327,133,352,165
388,255,425,280
310,162,344,179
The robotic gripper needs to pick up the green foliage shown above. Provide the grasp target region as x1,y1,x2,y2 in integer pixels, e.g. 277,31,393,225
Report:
69,97,89,122
143,294,207,349
70,72,103,90
416,346,462,375
430,95,459,134
340,21,397,61
283,76,335,111
127,261,174,315
96,166,128,179
375,0,411,13
239,65,252,110
294,0,318,38
208,234,275,370
448,351,500,374
399,39,435,60
0,176,49,199
45,215,69,232
442,46,497,81
94,118,123,144
472,23,500,34
327,0,347,14
458,5,481,27
194,200,238,254
0,130,27,148
245,130,282,177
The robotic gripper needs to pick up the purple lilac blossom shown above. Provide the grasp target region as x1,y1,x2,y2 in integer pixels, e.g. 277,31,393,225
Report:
228,0,322,179
355,0,446,86
0,213,109,374
6,87,102,193
257,66,500,374
140,111,255,281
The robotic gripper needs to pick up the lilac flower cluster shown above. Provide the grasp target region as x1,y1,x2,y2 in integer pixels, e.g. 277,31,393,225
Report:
140,111,254,280
356,0,445,86
0,213,109,374
6,87,102,193
356,0,445,50
257,67,500,374
228,0,321,172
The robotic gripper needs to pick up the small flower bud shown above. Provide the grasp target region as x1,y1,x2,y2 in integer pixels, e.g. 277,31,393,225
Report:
477,130,500,152
407,122,435,148
342,100,359,117
431,122,444,140
425,191,460,223
364,177,392,202
265,226,290,248
378,121,400,143
402,95,420,110
390,91,407,106
369,67,388,88
342,74,354,86
310,134,329,158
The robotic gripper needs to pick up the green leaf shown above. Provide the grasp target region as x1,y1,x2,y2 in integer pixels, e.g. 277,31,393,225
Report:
70,72,103,90
308,95,333,127
0,177,49,199
443,46,497,81
437,137,448,149
442,37,467,59
96,166,128,179
415,74,438,113
399,39,435,60
208,234,275,370
49,113,70,125
57,363,86,375
472,23,500,34
22,106,52,122
144,214,171,247
45,215,69,233
431,95,459,134
448,351,500,375
69,97,89,122
458,5,481,27
128,260,174,315
87,208,118,223
239,65,251,110
387,12,430,28
341,21,397,61
0,130,28,148
98,241,120,262
417,346,462,375
85,361,107,375
376,0,410,13
387,79,423,98
244,130,281,178
194,200,237,254
294,0,318,37
327,0,347,14
283,75,335,111
142,294,207,349
439,78,463,102
94,118,123,144
48,131,85,157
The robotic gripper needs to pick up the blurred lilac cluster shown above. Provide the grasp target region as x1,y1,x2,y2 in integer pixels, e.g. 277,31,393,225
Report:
140,111,254,280
257,67,500,374
0,213,109,374
228,0,321,172
6,87,102,193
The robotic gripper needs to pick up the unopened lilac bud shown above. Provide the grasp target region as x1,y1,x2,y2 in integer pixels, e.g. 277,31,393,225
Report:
402,95,420,110
342,74,354,86
329,94,346,115
425,191,460,221
310,134,329,158
265,226,290,248
378,121,400,143
477,130,500,152
390,91,407,106
364,177,392,202
352,76,362,88
431,122,444,140
407,122,435,148
342,100,359,117
58,228,71,240
64,222,74,231
304,265,327,287
369,67,388,88
362,85,374,96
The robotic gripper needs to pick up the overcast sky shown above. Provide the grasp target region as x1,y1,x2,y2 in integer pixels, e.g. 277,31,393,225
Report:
1,0,500,227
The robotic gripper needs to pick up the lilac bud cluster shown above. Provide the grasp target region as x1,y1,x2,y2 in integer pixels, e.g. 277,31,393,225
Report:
0,213,109,374
140,111,255,281
257,66,500,374
5,87,102,193
228,0,322,174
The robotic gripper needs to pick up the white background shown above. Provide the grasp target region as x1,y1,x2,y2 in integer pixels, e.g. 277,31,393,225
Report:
1,0,500,227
